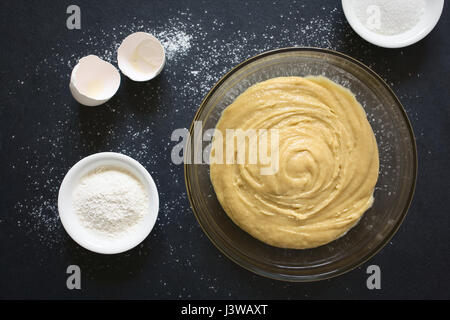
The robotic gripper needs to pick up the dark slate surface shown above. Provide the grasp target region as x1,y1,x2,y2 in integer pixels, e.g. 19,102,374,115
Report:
0,0,448,299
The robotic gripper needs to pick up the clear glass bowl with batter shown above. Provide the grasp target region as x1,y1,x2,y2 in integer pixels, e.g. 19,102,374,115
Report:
184,48,417,281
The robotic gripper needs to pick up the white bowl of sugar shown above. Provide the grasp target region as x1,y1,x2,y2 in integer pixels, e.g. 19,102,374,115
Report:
342,0,444,48
58,152,159,254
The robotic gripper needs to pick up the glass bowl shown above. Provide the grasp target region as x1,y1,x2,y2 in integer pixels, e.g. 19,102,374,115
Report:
184,48,417,281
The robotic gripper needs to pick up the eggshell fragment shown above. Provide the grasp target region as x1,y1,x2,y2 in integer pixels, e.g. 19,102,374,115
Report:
118,32,166,82
69,55,121,106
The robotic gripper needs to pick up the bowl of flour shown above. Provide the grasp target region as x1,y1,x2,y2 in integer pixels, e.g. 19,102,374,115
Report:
342,0,444,48
58,152,159,254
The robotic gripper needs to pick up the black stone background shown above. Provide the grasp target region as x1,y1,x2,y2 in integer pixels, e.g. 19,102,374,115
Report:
0,0,449,299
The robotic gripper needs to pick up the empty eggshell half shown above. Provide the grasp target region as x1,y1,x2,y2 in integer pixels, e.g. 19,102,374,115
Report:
117,32,166,82
69,55,121,107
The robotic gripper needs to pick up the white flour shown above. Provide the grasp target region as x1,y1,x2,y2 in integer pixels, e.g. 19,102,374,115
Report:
352,0,426,35
157,29,192,60
73,166,149,237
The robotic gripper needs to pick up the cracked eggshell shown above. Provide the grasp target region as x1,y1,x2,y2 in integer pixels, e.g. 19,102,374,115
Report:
117,32,166,82
69,55,121,107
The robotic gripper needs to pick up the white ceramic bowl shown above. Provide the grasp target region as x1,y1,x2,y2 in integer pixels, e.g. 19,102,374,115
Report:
342,0,444,48
58,152,159,254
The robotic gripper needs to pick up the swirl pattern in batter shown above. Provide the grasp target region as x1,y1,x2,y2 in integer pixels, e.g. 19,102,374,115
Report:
210,76,379,249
